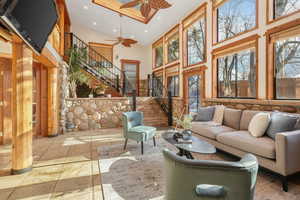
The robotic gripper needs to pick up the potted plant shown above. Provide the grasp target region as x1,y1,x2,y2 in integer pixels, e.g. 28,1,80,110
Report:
67,45,90,98
173,114,193,140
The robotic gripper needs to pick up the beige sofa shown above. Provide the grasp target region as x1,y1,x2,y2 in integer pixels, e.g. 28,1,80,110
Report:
191,107,300,192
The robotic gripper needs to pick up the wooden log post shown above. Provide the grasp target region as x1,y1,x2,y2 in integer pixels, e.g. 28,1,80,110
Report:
47,67,59,137
11,36,33,174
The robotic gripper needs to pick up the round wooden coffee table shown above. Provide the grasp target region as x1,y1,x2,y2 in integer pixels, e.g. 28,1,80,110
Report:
162,131,216,159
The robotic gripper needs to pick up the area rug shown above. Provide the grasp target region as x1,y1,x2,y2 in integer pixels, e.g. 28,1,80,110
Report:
98,132,300,200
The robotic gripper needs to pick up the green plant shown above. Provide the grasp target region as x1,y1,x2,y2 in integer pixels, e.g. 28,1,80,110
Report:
67,45,90,98
173,114,193,130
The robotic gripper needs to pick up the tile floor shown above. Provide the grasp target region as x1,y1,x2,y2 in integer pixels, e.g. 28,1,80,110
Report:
0,128,125,200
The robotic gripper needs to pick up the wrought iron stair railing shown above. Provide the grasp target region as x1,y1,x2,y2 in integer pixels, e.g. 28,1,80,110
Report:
64,32,135,97
148,73,173,126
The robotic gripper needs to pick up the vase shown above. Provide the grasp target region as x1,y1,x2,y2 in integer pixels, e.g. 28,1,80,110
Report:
182,129,192,140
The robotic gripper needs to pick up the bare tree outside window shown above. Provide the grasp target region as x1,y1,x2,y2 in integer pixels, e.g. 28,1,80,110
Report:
167,75,179,97
217,0,256,42
218,49,256,98
155,45,163,67
275,0,300,19
167,34,179,63
275,36,300,99
187,18,206,65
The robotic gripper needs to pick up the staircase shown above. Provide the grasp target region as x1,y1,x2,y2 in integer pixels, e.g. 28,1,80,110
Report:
64,32,173,127
136,97,169,127
64,33,131,96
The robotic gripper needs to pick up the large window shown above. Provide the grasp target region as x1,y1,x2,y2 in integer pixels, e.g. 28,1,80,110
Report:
187,18,206,65
188,75,201,113
274,0,300,19
167,34,179,63
217,48,256,98
217,0,256,42
167,75,179,97
155,44,163,68
275,36,300,99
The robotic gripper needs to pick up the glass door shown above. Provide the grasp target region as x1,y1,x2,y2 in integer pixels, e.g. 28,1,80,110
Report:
121,60,140,96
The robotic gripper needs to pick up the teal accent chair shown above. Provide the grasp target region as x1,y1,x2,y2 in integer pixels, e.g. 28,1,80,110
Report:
163,149,258,200
122,111,157,154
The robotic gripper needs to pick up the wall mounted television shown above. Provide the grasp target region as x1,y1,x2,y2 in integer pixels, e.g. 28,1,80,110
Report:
0,0,58,54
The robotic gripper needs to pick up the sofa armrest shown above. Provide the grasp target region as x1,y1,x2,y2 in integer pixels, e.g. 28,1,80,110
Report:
276,130,300,176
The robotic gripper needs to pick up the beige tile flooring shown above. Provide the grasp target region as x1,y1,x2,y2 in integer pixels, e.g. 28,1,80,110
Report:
0,128,125,200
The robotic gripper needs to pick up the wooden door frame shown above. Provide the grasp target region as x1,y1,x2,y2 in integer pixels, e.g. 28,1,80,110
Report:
121,59,140,96
183,67,206,113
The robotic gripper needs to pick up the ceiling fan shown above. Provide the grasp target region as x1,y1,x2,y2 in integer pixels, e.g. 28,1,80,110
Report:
120,0,172,18
106,15,138,47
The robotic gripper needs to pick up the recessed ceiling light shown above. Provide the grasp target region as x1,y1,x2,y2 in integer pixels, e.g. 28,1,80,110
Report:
83,5,89,10
93,22,97,26
144,30,148,33
113,29,118,33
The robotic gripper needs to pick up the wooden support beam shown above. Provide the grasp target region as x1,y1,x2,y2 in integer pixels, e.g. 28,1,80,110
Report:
11,35,33,174
58,2,65,56
1,58,12,145
0,27,12,42
47,67,59,137
40,66,48,136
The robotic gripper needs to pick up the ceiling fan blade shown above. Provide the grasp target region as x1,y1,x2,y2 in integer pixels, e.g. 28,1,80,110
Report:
120,0,141,9
112,41,122,46
123,39,137,44
122,42,132,47
105,39,118,41
149,0,171,9
140,3,151,18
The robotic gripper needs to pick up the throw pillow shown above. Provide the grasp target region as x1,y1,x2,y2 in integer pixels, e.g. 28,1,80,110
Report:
193,107,215,122
213,105,225,124
248,113,271,137
266,112,298,140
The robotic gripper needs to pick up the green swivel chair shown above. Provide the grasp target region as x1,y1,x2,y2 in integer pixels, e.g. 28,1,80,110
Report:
122,111,157,154
163,149,258,200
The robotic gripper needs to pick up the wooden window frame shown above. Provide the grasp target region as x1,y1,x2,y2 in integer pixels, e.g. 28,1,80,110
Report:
167,74,180,97
183,3,207,68
152,37,164,69
121,59,140,96
183,66,206,113
212,34,259,99
212,0,259,46
267,0,300,25
165,25,180,65
266,19,300,100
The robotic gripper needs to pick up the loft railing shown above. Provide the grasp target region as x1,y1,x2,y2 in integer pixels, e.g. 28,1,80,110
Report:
148,73,173,126
64,32,137,109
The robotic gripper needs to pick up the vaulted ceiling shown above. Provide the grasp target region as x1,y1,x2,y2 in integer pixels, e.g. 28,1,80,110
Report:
66,0,203,46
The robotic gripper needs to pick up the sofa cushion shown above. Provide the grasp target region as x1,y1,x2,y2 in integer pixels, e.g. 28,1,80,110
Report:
216,131,276,159
193,107,215,122
248,113,271,137
240,110,263,130
191,121,221,127
266,112,298,140
213,105,225,124
223,108,242,130
191,124,236,140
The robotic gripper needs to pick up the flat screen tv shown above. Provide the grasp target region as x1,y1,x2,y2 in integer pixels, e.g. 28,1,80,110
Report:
0,0,58,54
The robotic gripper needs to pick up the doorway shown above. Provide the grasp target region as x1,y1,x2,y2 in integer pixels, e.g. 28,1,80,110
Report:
121,59,140,96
